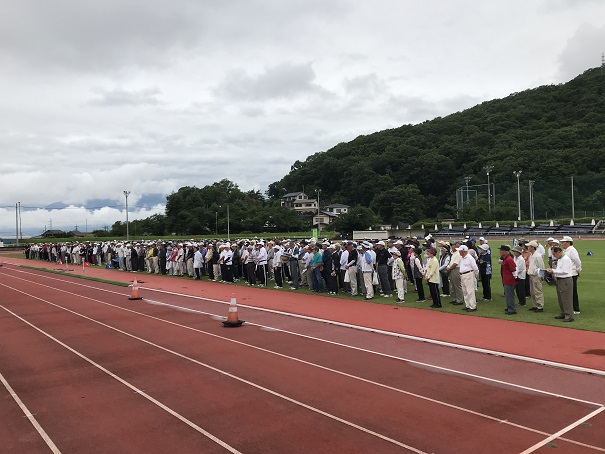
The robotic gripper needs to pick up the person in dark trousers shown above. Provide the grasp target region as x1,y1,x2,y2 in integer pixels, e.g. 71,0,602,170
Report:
158,243,167,275
411,248,425,302
374,241,392,297
512,245,526,306
438,243,451,296
321,242,333,291
500,245,517,315
477,243,492,301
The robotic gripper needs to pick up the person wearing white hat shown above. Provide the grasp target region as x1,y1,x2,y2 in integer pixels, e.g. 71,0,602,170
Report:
526,241,545,312
547,246,574,322
255,242,268,287
375,241,392,298
273,243,283,288
360,242,376,299
512,246,526,306
458,245,479,311
561,236,581,314
545,238,556,267
193,245,204,280
477,243,492,301
446,242,463,305
391,249,406,302
344,243,359,296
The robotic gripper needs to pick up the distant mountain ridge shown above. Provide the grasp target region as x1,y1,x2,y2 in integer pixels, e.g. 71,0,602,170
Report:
268,67,605,222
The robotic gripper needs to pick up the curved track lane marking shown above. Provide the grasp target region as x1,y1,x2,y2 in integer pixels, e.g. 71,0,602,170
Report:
0,283,427,454
0,372,62,454
5,265,604,377
2,277,605,452
2,269,602,408
0,305,241,454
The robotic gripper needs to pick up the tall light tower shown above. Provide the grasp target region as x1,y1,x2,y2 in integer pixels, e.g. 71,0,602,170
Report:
315,188,322,238
571,175,575,220
463,176,472,204
123,191,131,241
513,171,522,221
483,166,494,213
529,180,535,222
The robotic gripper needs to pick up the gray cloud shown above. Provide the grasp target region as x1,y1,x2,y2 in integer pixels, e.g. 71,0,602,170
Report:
1,0,605,236
216,63,329,101
88,87,163,107
557,24,605,80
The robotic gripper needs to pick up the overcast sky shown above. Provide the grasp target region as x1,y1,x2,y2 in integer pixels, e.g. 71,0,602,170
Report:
1,0,604,236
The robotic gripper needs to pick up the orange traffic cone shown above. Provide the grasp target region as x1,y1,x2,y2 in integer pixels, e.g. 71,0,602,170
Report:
222,293,244,327
129,279,143,300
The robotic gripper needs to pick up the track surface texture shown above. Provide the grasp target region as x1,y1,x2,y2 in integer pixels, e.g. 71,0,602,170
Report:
1,262,604,453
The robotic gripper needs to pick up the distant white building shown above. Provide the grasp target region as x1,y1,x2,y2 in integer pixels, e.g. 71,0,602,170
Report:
323,203,349,215
312,204,350,229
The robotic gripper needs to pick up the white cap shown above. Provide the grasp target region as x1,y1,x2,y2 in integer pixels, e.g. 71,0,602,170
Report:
458,245,469,252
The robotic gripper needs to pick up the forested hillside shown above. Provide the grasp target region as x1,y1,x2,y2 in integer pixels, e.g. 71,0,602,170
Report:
268,67,605,223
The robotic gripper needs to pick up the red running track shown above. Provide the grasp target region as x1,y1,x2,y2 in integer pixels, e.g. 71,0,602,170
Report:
1,266,604,453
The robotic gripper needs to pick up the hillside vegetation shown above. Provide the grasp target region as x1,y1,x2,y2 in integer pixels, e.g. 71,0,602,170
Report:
268,67,605,223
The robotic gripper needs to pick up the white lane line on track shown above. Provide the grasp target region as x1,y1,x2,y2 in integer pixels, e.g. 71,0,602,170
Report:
520,406,605,454
0,312,241,453
0,371,62,454
0,283,427,454
7,264,605,378
2,268,603,408
3,278,605,453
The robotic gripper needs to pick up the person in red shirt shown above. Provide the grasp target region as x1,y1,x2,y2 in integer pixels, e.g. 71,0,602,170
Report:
499,245,517,315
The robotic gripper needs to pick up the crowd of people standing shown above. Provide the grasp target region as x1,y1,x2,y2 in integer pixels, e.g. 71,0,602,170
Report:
24,234,582,322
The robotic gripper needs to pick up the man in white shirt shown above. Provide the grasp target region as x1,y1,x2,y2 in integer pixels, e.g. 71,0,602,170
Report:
548,246,574,322
446,242,463,305
360,242,376,299
561,236,582,314
526,241,545,312
255,242,268,287
512,246,526,306
457,245,479,311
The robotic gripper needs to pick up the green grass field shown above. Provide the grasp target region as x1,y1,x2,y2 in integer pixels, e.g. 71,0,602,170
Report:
5,239,604,332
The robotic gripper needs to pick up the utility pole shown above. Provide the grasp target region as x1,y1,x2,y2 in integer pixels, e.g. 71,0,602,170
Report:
571,176,575,220
15,203,19,246
513,171,522,221
463,176,472,204
483,166,494,213
315,188,322,238
227,205,230,241
529,180,535,222
123,191,131,241
18,202,22,239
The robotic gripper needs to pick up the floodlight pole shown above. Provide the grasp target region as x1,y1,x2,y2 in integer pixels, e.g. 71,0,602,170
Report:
123,191,131,241
463,177,472,204
571,175,575,220
315,188,322,238
483,166,494,213
529,180,535,222
227,205,230,241
513,171,522,221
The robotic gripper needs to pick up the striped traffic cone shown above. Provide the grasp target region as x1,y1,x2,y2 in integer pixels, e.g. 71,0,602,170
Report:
222,293,244,327
129,279,143,300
